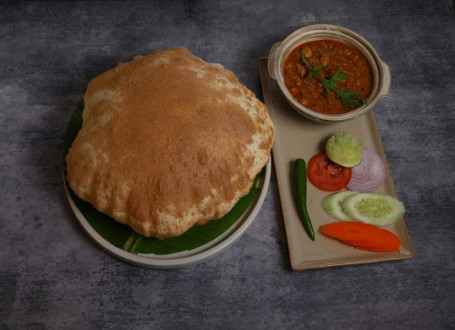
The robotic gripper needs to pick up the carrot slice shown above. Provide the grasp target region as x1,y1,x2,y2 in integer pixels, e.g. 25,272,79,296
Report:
320,221,400,252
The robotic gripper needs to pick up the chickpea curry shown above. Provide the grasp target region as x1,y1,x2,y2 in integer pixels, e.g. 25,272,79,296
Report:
283,39,373,114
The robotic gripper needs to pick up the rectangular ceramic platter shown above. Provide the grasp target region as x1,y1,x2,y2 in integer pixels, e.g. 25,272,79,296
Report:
258,58,413,270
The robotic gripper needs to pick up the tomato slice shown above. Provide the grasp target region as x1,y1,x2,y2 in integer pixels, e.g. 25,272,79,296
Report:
307,153,352,191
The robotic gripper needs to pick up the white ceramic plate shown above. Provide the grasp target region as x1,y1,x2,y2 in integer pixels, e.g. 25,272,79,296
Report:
64,160,271,269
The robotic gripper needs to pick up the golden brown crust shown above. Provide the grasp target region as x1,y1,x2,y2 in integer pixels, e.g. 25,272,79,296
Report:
66,47,274,239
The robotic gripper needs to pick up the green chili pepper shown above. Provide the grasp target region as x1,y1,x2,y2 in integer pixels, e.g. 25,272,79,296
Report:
293,158,315,241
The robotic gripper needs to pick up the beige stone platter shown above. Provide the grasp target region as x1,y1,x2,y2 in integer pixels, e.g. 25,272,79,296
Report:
258,58,414,270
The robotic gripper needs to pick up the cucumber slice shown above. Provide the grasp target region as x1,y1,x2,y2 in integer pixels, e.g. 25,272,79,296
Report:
342,193,405,226
326,132,363,167
321,191,359,221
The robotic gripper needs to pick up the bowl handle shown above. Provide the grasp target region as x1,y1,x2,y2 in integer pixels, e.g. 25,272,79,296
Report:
267,42,281,81
378,60,391,99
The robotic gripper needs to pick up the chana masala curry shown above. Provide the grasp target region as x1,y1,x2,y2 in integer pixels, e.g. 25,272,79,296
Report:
283,39,373,114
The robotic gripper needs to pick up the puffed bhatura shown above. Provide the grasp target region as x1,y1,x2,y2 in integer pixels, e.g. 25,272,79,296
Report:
65,47,274,239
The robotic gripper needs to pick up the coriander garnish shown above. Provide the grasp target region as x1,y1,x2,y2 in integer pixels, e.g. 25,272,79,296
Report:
299,50,365,110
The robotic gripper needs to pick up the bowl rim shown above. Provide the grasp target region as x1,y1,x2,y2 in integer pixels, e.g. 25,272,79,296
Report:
268,24,391,123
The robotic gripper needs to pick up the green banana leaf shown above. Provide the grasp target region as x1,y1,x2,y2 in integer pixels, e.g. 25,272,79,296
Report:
63,101,262,255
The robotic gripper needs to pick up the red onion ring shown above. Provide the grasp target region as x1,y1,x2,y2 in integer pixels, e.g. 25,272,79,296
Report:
347,148,386,192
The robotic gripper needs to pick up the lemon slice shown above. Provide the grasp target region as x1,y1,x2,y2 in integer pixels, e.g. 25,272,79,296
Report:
326,132,363,167
342,193,405,226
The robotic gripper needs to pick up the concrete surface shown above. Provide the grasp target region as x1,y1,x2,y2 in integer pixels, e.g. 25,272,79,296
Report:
1,1,454,329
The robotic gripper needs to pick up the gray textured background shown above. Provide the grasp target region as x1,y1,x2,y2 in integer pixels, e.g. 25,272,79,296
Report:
1,1,454,329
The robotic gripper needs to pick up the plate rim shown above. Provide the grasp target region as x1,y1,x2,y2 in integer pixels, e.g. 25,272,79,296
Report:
64,160,271,269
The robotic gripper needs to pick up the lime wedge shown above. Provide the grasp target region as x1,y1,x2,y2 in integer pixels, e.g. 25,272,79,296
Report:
326,132,363,167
